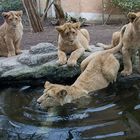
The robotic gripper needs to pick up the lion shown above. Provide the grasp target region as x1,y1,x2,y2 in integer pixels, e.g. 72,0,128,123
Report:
55,22,91,66
0,11,23,57
97,12,140,76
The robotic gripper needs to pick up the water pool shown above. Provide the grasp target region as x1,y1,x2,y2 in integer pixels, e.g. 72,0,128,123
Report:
0,86,140,140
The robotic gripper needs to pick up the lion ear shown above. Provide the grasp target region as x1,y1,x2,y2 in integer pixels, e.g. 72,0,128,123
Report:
44,81,51,88
55,26,64,33
57,89,67,98
2,12,10,19
73,22,81,29
127,12,137,22
16,10,23,17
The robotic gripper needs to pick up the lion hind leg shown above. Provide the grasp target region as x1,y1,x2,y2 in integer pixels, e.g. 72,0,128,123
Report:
102,54,120,83
121,47,132,76
0,47,8,57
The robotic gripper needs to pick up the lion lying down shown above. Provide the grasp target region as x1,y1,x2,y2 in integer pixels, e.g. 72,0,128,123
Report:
56,22,91,66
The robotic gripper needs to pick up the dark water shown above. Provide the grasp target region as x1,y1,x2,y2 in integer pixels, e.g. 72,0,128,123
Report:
0,86,140,140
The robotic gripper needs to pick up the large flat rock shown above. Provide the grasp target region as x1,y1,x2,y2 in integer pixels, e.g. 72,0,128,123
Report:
0,43,104,86
0,42,140,88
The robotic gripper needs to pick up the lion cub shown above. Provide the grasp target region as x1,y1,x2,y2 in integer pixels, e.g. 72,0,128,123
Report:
56,22,91,66
37,26,127,108
37,51,120,108
97,12,140,76
0,11,23,57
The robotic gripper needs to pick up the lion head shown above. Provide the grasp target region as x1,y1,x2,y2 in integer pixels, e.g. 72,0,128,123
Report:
37,81,73,108
55,22,81,45
2,11,23,28
128,12,140,32
37,81,89,108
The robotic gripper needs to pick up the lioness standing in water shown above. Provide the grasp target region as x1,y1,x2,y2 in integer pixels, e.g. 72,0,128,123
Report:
56,22,91,66
0,11,23,57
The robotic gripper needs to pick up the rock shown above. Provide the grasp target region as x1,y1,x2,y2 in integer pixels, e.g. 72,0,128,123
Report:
17,43,58,66
0,42,140,88
17,52,58,66
0,43,103,86
29,42,57,54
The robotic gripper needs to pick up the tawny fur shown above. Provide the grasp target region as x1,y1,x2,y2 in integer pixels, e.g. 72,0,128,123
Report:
37,51,120,108
56,22,91,66
97,12,140,76
0,11,23,57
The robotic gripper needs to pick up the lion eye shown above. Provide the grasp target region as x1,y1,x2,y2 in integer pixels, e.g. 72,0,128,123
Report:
66,32,69,36
72,31,75,34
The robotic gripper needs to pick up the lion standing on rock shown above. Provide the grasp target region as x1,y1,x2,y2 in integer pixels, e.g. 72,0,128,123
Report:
56,22,91,66
0,11,23,57
97,12,140,76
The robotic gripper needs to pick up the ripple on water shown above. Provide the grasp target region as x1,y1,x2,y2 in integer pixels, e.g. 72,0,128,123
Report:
0,87,140,140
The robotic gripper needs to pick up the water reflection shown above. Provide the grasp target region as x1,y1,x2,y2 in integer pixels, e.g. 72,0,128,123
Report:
0,86,140,140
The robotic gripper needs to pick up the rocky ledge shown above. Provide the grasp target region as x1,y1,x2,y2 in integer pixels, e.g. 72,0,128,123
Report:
0,42,102,87
0,42,140,89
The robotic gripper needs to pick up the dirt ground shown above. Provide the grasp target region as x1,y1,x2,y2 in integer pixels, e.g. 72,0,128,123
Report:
0,17,123,50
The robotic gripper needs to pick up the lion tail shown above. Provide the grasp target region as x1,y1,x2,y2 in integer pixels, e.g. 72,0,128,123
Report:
104,25,126,54
96,43,113,49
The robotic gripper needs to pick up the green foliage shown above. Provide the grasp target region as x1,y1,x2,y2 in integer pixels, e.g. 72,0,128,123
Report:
112,0,140,12
0,0,24,12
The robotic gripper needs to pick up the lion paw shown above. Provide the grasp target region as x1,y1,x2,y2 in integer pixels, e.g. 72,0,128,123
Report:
67,59,77,66
121,70,132,76
57,60,67,66
16,50,22,55
7,52,16,57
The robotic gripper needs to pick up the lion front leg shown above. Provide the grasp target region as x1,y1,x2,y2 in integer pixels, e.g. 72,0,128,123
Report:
121,47,132,76
67,48,85,66
57,50,67,65
5,37,15,57
15,39,22,55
